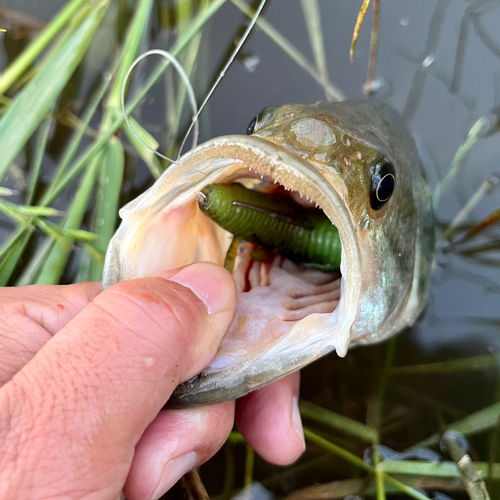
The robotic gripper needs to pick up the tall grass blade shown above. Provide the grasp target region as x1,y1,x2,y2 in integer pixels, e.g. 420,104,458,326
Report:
0,3,109,183
300,400,379,444
382,460,500,480
166,0,208,144
124,117,163,178
433,116,488,208
15,238,54,286
351,0,371,61
87,138,124,281
300,0,330,100
244,444,255,487
35,157,100,284
386,353,500,375
107,0,155,110
0,230,32,285
45,69,115,202
0,0,89,95
416,401,500,448
26,113,53,205
231,0,344,101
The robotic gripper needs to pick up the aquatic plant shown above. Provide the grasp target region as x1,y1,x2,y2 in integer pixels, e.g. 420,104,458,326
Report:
0,1,499,499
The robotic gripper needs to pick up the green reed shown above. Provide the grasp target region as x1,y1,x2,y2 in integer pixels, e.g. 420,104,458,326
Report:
0,1,499,499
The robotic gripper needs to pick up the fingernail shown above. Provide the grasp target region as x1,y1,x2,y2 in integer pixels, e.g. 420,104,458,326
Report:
291,397,306,452
151,452,198,500
168,263,234,315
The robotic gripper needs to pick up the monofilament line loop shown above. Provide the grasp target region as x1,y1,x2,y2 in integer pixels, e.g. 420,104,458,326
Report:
122,0,266,163
177,0,268,157
121,49,199,164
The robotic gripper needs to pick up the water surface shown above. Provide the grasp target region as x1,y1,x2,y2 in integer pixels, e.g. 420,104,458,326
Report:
2,1,500,498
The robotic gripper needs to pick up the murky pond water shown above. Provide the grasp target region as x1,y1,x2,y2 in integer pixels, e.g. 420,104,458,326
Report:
2,0,500,498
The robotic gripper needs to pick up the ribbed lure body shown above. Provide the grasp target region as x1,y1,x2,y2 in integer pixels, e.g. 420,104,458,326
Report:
198,183,341,271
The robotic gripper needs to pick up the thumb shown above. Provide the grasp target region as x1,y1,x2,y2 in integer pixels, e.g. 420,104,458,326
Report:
0,263,236,499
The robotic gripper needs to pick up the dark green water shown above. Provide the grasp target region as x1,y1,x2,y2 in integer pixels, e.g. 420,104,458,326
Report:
1,1,500,498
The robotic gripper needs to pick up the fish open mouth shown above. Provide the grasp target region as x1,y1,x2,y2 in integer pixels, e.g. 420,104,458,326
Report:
190,173,343,373
103,135,362,407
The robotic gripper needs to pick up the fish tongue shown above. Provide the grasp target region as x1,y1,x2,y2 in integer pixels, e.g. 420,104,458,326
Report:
205,246,341,374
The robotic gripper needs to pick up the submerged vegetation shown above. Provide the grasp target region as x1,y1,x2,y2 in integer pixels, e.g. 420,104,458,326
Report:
1,0,500,499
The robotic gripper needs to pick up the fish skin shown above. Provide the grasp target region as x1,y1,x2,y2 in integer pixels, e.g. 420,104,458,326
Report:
103,101,435,408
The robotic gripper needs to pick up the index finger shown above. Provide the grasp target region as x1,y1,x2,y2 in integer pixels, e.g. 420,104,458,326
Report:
0,282,102,335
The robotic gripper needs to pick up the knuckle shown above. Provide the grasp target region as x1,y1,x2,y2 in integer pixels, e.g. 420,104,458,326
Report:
103,277,205,348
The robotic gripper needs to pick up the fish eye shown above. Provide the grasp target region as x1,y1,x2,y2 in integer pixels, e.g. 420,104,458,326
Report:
246,115,257,135
370,160,396,210
246,106,276,135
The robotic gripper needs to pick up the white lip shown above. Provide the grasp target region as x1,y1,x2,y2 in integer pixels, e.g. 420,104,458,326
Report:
103,135,363,405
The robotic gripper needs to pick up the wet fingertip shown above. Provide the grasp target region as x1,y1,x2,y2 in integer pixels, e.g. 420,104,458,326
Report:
166,263,236,315
150,452,198,500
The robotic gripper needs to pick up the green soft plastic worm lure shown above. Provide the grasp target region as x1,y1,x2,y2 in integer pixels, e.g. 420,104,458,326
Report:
198,182,341,272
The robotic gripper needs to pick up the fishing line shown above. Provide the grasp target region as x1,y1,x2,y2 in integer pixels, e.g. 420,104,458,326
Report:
121,0,267,165
121,50,198,164
178,0,268,157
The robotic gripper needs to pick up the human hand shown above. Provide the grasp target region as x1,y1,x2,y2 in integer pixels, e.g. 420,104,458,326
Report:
0,263,305,500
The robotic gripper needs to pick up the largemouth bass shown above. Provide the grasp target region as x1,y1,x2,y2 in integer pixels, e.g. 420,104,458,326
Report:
103,100,435,408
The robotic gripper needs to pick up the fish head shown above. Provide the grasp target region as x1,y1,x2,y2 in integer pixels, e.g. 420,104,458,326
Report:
103,100,435,407
253,101,435,343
